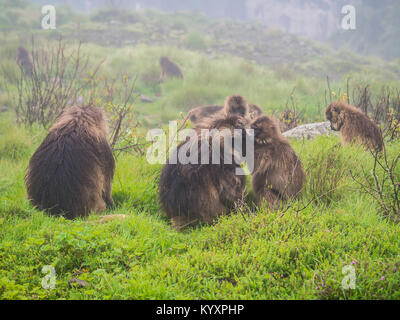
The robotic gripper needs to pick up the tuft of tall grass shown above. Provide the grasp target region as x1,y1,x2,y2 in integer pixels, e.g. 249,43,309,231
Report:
0,114,33,160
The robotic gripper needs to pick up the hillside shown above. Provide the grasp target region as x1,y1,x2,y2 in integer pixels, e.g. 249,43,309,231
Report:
1,2,399,128
61,9,400,81
2,1,399,81
330,0,400,61
26,0,400,61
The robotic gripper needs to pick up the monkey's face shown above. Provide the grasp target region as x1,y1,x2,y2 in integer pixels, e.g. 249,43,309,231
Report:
160,56,171,68
251,116,278,145
225,95,249,117
326,103,344,131
233,117,250,142
189,114,197,123
230,102,248,117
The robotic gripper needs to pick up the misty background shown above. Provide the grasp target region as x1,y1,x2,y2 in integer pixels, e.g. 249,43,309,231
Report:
26,0,400,61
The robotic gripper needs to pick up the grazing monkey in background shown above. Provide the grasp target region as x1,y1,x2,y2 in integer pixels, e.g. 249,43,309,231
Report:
25,106,115,219
159,95,250,229
16,46,34,77
159,56,184,82
251,116,305,208
325,101,383,152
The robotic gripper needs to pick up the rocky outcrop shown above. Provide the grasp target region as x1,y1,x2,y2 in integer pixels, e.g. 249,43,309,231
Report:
283,122,338,140
141,94,154,103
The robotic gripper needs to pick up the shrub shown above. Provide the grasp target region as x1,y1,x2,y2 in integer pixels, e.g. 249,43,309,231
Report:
10,38,102,128
351,146,400,222
301,138,349,206
0,118,32,160
184,32,207,51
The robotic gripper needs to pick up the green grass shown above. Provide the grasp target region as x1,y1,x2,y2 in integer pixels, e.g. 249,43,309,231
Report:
0,3,400,300
1,114,400,300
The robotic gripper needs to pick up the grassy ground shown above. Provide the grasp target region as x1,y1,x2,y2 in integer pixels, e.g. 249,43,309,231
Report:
1,112,400,300
0,2,399,300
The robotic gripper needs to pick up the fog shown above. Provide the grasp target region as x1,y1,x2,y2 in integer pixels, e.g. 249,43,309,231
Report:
26,0,400,60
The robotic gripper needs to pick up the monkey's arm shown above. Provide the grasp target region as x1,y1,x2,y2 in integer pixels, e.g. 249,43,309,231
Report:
218,168,246,207
159,71,166,83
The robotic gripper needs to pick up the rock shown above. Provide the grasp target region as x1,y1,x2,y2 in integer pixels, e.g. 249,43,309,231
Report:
140,94,153,103
0,106,8,112
283,122,337,140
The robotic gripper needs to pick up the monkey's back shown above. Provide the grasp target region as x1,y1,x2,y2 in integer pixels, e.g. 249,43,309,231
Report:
160,57,184,79
253,141,304,200
159,140,246,227
190,105,223,124
26,122,113,219
342,110,383,152
189,104,263,127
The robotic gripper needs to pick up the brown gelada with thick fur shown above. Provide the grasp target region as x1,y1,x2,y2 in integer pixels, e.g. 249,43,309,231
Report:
25,106,115,219
251,116,305,208
159,95,250,229
325,101,383,152
16,46,34,77
186,103,264,128
159,56,184,81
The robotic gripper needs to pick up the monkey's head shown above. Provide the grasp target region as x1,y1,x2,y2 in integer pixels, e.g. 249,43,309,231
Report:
211,113,249,142
326,102,346,131
16,46,31,62
251,116,281,145
208,114,250,163
160,56,170,67
210,114,248,130
17,46,25,55
57,106,110,140
189,113,197,123
224,95,249,118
